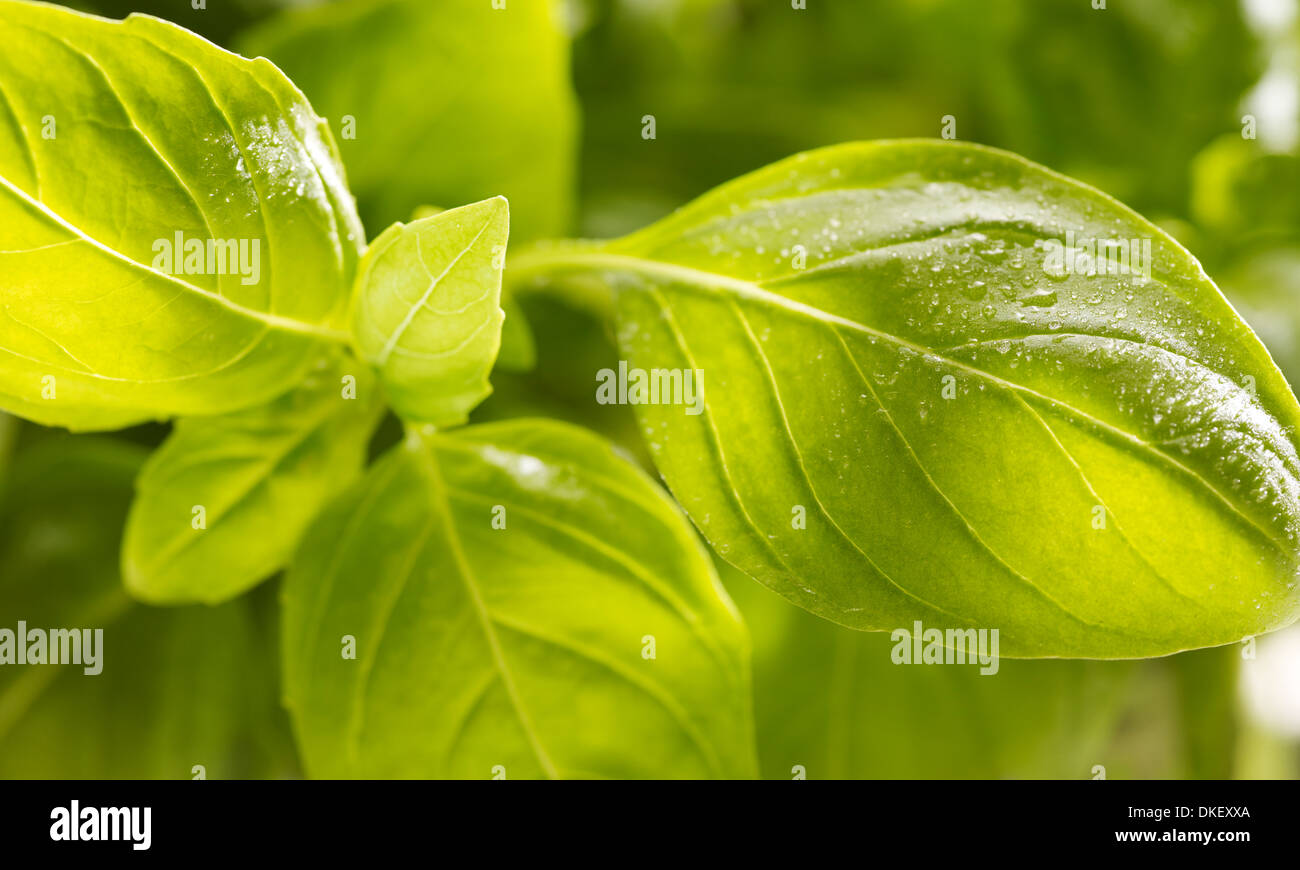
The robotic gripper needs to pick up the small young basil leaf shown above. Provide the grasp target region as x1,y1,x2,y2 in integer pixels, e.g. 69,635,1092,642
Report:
0,2,363,430
0,438,295,778
510,140,1300,658
122,355,385,605
396,204,536,370
239,0,577,241
350,197,508,427
723,566,1135,778
283,418,756,779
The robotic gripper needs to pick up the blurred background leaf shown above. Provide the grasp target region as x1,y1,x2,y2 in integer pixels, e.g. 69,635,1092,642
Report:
69,0,321,43
238,0,579,243
1186,134,1300,387
0,437,298,778
721,564,1136,779
1220,246,1300,385
571,0,1261,235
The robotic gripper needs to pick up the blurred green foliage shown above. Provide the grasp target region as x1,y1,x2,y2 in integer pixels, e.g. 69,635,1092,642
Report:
0,439,297,778
571,0,1262,233
239,0,578,242
722,567,1137,779
69,0,307,43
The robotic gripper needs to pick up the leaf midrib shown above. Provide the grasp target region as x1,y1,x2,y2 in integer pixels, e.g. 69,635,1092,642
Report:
135,399,346,588
0,173,346,343
372,217,496,366
512,249,1292,556
414,439,560,780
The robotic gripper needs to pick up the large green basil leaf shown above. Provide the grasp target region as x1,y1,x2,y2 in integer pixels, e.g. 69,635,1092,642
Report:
239,0,577,241
0,1,363,431
511,140,1300,658
122,354,384,605
0,438,296,778
351,198,507,426
283,419,755,778
722,566,1134,778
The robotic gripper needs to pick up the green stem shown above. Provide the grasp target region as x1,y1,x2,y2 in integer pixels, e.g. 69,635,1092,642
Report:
505,241,619,321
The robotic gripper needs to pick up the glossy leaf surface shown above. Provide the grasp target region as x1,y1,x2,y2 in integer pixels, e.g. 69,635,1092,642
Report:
123,354,383,604
0,2,363,429
350,198,507,426
283,419,755,778
512,140,1300,657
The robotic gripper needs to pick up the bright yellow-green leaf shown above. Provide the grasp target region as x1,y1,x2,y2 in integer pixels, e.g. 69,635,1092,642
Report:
350,198,508,427
406,202,533,372
122,354,385,605
283,419,755,779
511,140,1300,658
0,1,363,430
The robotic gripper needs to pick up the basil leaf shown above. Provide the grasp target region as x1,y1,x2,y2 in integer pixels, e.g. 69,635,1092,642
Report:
404,202,533,372
723,567,1134,778
239,0,577,241
512,140,1300,658
122,354,384,605
283,419,755,778
0,2,363,430
350,198,507,426
0,438,295,778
